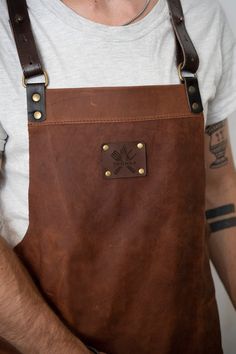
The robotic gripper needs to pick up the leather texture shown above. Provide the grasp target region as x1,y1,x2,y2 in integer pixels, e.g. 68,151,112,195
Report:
166,0,199,73
6,0,43,78
2,1,221,353
101,141,147,179
4,84,222,354
32,85,204,122
27,83,46,122
183,76,203,114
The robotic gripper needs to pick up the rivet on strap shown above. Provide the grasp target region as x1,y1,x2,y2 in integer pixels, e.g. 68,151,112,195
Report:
167,0,203,114
7,0,47,121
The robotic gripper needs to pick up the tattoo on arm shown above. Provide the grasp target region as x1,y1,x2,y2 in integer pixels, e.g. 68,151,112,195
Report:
206,204,235,219
206,203,236,233
205,119,228,169
209,218,236,233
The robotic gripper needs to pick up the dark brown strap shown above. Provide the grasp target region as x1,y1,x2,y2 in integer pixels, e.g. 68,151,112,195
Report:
166,0,203,114
7,0,199,78
166,0,199,74
26,83,46,122
6,0,43,79
6,0,203,115
6,0,46,121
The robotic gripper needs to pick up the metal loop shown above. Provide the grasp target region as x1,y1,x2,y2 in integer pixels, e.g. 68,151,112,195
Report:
177,63,184,82
178,63,197,82
22,70,49,88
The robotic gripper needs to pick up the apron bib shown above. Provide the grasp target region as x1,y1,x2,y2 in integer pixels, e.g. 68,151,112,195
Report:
3,0,223,353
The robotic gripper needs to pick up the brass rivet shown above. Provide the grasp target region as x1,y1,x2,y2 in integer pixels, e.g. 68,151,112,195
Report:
192,103,199,111
103,144,109,151
105,170,112,177
137,143,144,149
139,168,145,175
34,111,42,120
32,93,41,102
188,86,196,94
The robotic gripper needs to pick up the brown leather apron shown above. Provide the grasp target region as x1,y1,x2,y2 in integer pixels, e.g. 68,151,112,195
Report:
3,0,223,353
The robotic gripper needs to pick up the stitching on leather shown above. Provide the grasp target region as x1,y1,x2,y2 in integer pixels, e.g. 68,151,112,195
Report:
29,114,202,127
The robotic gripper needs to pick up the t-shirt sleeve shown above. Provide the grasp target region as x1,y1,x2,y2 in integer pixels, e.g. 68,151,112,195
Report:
206,3,236,126
0,122,8,153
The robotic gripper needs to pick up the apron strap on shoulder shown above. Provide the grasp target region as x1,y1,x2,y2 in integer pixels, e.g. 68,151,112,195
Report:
6,0,47,122
6,0,203,116
166,0,199,75
7,0,44,79
167,0,203,114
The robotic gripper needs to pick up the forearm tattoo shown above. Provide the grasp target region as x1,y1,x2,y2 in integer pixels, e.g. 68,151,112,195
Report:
206,204,235,219
205,120,228,169
206,204,236,233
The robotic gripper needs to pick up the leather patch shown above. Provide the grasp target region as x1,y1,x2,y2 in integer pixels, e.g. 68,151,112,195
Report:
102,141,147,179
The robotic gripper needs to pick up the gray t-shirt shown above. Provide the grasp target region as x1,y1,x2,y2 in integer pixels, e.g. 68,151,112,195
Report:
0,0,236,246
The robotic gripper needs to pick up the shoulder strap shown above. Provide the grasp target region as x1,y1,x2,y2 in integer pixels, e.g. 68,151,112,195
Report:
166,0,199,74
7,0,199,79
6,0,203,115
166,0,203,114
6,0,43,79
6,0,47,122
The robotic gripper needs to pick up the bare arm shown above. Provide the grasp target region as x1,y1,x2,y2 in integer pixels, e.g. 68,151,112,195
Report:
205,118,236,309
0,147,105,354
0,151,84,353
0,236,91,354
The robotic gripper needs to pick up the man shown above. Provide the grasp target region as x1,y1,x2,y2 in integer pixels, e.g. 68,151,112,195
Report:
0,0,235,353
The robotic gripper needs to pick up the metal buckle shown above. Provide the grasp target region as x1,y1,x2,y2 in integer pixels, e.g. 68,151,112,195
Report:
22,70,49,88
177,63,196,82
177,63,203,113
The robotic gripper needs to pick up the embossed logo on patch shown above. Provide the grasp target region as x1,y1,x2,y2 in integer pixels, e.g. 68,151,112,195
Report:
111,145,137,175
102,141,147,179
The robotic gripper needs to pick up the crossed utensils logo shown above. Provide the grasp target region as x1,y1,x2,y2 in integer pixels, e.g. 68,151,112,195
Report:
111,145,137,175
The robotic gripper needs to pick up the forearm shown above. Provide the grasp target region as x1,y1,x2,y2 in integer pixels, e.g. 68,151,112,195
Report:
0,236,89,354
206,177,236,309
205,119,236,309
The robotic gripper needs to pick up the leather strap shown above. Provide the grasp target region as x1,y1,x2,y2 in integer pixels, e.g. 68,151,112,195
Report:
6,0,203,115
166,0,199,74
6,0,43,79
26,83,46,122
6,0,47,121
7,0,199,78
183,76,203,113
166,0,203,113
